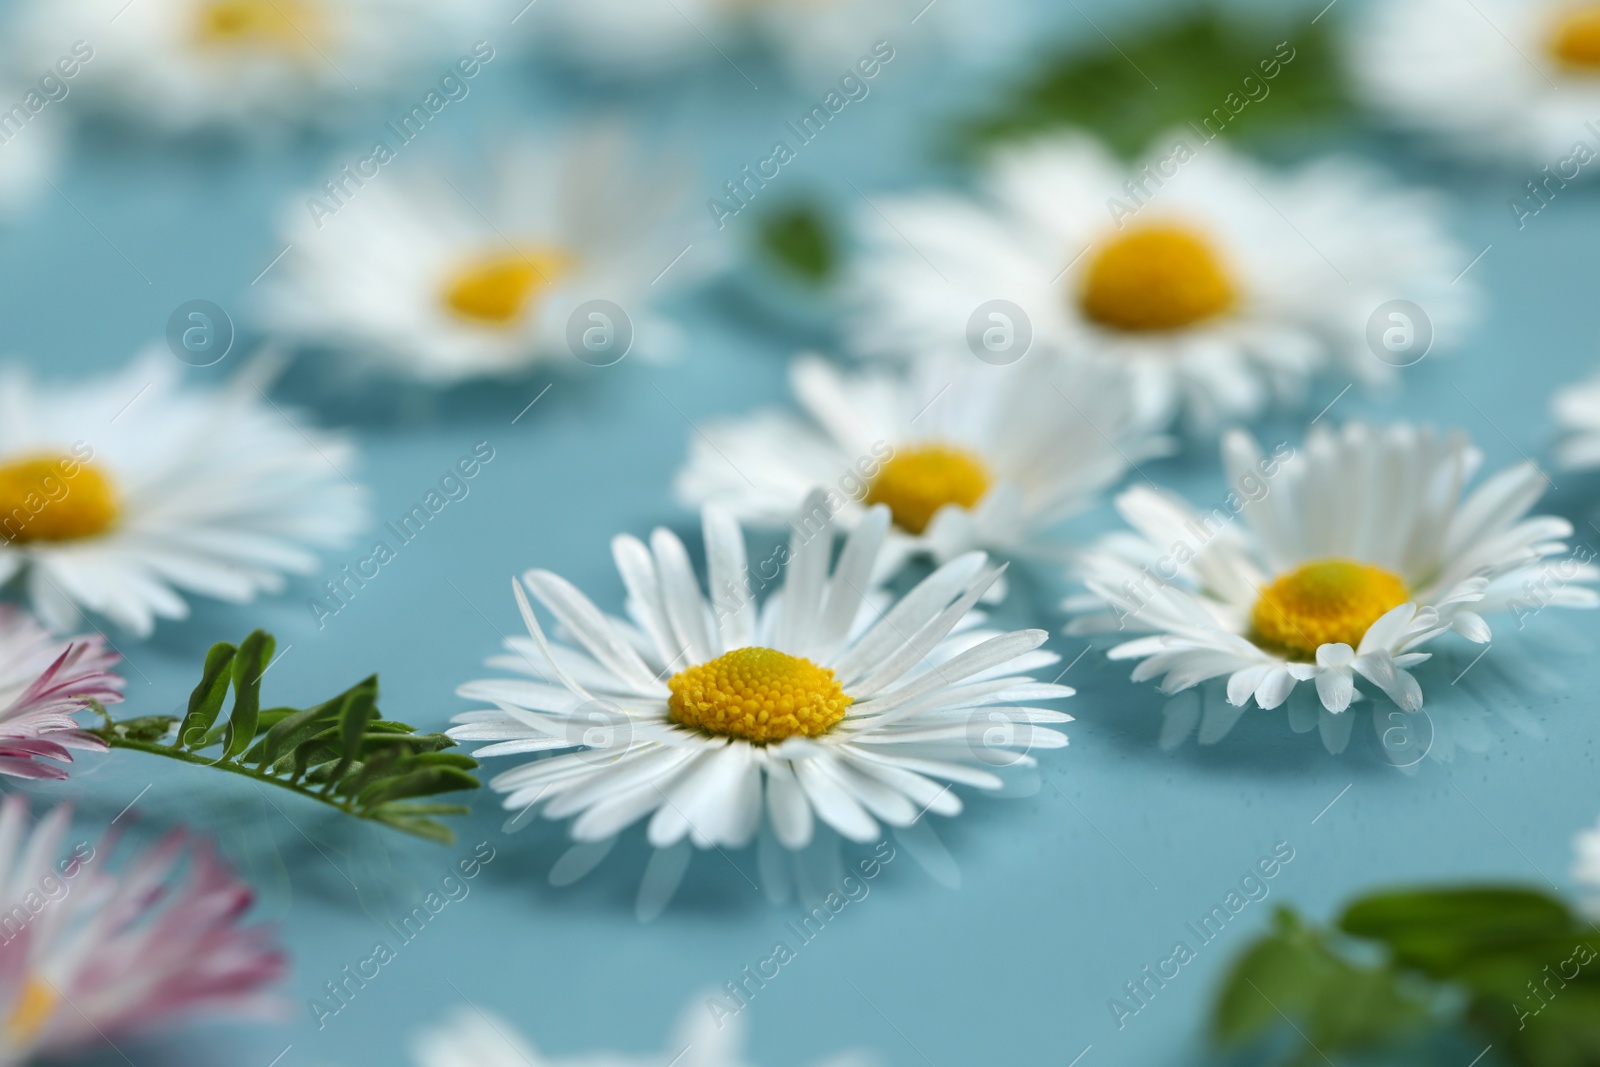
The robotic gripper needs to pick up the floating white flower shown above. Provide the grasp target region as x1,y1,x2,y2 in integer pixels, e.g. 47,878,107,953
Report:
414,994,872,1067
674,352,1163,585
1551,372,1600,468
1352,0,1600,170
15,0,495,133
1066,423,1597,749
260,129,699,382
0,606,122,779
0,353,366,635
850,133,1474,430
450,494,1071,914
0,796,284,1067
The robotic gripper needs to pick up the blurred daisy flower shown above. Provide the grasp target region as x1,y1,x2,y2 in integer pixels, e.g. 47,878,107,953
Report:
0,796,284,1067
1551,373,1600,468
0,606,122,779
1066,423,1597,745
414,994,873,1067
0,353,366,635
14,0,494,134
1352,0,1600,170
674,352,1164,590
450,495,1072,915
851,133,1474,431
1574,814,1600,919
260,129,699,383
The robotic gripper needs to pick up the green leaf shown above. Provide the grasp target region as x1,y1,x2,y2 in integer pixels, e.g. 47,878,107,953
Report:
98,629,480,843
1340,887,1576,979
953,9,1351,159
222,631,274,760
177,641,235,749
756,202,836,285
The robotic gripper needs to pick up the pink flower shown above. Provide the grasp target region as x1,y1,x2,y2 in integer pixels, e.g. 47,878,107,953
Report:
0,796,285,1066
0,605,123,779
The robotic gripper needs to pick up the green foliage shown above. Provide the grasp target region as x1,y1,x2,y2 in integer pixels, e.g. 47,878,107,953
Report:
755,201,837,285
954,9,1351,159
1213,890,1600,1067
95,631,479,843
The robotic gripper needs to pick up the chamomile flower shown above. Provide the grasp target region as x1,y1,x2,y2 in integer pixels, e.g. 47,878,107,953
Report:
450,493,1072,913
14,0,494,134
1066,423,1597,748
260,129,698,383
0,796,284,1067
0,606,122,779
674,352,1164,587
0,352,366,636
1551,373,1600,468
414,994,872,1067
851,133,1473,431
1351,0,1600,169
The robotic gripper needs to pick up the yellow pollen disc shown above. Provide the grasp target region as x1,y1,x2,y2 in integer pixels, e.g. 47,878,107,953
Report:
0,455,118,544
1079,223,1238,332
667,647,852,744
195,0,323,52
5,978,56,1042
1550,7,1600,70
440,249,577,328
1250,559,1409,660
864,444,991,536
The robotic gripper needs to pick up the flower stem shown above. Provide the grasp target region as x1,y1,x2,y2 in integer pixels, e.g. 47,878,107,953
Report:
89,730,355,817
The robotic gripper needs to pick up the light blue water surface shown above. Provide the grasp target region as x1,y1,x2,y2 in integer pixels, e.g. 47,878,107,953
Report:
2,1,1598,1064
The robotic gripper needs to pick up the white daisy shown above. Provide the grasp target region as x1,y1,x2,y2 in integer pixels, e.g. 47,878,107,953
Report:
414,994,872,1067
0,795,284,1067
1551,372,1600,468
0,351,366,635
850,132,1474,431
1066,423,1597,748
0,117,59,224
259,128,699,383
449,493,1072,912
674,352,1164,586
14,0,495,134
1574,814,1600,919
1351,0,1600,170
0,605,123,779
531,0,949,81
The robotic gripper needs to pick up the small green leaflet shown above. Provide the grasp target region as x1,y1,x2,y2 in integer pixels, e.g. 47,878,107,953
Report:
1213,890,1600,1067
755,201,838,285
93,630,479,844
953,10,1351,159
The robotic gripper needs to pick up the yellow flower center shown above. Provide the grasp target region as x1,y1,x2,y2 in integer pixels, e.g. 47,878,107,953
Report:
667,647,852,744
440,249,577,328
864,444,991,536
4,978,55,1042
0,455,118,544
1250,559,1409,660
194,0,323,52
1079,223,1237,332
1550,6,1600,70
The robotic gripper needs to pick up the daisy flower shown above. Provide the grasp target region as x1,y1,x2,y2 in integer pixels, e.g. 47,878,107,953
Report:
674,352,1164,587
450,493,1072,912
850,133,1474,431
1066,423,1597,748
414,994,872,1067
259,129,699,383
1574,814,1600,919
0,606,122,779
1551,373,1600,468
0,352,366,635
0,795,284,1067
14,0,495,134
531,0,986,82
1351,0,1600,171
